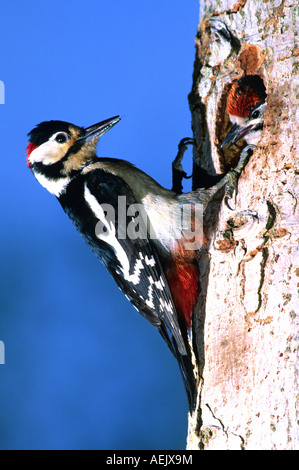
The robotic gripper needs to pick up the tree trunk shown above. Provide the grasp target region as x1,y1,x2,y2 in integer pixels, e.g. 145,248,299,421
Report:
187,0,298,450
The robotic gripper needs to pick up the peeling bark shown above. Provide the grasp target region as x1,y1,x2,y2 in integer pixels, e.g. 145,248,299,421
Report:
187,0,299,450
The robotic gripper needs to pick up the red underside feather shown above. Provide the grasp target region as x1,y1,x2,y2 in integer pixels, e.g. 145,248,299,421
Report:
165,255,199,330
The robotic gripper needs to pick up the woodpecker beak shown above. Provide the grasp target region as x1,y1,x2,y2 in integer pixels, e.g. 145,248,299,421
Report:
79,116,121,143
222,122,253,149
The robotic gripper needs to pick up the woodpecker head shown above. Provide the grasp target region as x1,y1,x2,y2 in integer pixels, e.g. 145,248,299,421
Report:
26,116,121,196
222,75,267,149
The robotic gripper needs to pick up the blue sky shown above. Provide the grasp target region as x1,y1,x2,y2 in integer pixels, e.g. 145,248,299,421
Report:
0,1,199,449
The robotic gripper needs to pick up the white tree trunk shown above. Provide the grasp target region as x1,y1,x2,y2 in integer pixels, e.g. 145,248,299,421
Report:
187,0,298,450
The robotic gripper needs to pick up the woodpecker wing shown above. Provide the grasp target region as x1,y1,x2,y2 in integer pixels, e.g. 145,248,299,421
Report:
60,168,187,357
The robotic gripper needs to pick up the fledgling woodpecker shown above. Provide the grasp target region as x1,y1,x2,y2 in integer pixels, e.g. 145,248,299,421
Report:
222,75,267,149
26,116,253,411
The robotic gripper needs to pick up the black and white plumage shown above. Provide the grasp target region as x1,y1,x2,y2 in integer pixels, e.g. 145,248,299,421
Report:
59,165,186,354
26,116,254,412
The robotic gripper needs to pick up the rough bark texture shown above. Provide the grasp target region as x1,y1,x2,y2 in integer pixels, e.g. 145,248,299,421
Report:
186,0,298,450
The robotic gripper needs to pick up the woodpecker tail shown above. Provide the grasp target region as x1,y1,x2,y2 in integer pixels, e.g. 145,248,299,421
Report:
159,324,197,412
173,339,197,413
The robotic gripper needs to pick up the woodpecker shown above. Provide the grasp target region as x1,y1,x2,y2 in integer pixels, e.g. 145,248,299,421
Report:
26,116,254,411
222,75,267,149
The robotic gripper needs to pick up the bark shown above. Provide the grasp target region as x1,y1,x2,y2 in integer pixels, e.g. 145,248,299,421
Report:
186,0,299,450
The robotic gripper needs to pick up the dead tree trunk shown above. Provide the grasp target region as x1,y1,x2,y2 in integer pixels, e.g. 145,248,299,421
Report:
187,0,298,450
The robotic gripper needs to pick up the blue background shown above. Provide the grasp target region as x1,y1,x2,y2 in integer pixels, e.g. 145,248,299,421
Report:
0,1,198,449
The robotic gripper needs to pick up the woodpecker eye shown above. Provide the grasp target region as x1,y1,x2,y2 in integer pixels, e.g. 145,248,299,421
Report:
251,110,260,119
55,132,69,144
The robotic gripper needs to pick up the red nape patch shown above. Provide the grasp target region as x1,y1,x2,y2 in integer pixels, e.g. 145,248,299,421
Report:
26,142,37,167
165,260,199,330
227,82,261,118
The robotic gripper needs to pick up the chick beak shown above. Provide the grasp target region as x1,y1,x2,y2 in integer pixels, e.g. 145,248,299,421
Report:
222,122,253,149
78,116,121,143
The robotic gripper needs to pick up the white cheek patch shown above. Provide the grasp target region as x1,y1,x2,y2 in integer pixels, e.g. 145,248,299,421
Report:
28,139,71,197
28,140,65,166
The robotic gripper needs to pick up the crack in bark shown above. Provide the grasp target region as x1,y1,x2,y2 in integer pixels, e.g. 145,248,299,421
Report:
255,201,277,313
204,403,246,449
205,403,227,435
232,431,246,450
256,246,269,313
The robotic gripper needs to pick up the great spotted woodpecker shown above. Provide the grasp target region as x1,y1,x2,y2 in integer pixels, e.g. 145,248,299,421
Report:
222,75,267,149
26,116,254,411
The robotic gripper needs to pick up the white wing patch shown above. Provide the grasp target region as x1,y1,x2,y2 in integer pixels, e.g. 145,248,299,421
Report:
84,184,146,285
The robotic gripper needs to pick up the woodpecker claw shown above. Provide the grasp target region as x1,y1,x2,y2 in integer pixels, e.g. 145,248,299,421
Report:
224,171,238,210
172,137,196,193
178,137,195,148
224,197,235,211
224,145,256,210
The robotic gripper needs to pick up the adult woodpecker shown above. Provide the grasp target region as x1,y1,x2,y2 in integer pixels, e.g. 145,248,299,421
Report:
222,75,267,149
26,116,253,411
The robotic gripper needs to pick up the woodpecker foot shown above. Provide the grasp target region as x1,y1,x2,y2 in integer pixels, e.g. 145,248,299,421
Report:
224,145,256,210
172,138,195,194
